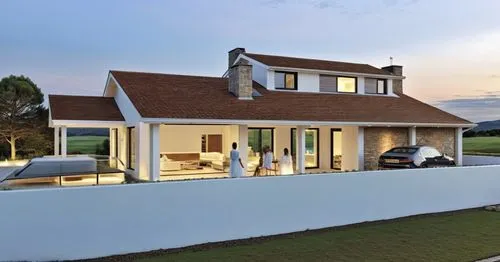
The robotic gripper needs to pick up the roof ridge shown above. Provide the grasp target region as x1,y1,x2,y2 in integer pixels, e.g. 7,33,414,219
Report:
245,52,374,67
48,94,110,98
110,70,226,80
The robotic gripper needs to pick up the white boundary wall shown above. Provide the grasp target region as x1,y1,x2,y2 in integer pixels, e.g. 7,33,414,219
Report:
1,166,500,261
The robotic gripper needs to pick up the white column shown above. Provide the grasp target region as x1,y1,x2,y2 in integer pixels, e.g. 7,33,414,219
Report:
54,126,60,156
118,127,127,170
109,128,116,158
357,127,364,171
296,126,306,174
61,126,67,157
455,127,463,166
136,122,150,180
150,124,160,181
409,127,417,146
238,125,248,176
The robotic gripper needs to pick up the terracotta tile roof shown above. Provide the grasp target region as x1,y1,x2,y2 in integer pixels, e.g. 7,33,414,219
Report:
245,53,392,75
49,95,124,121
110,71,471,125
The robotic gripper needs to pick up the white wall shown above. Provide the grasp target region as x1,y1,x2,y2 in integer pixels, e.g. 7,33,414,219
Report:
275,126,291,159
342,126,359,171
1,166,500,261
160,125,233,156
250,61,268,88
111,77,142,125
297,72,319,92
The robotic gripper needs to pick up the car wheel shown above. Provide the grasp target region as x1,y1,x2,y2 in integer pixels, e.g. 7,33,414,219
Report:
420,163,428,168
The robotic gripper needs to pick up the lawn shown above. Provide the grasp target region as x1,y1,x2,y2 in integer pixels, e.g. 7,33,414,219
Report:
67,136,108,154
463,136,500,155
96,209,500,262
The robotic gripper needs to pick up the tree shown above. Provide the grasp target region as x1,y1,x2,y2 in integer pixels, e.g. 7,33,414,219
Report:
0,75,44,160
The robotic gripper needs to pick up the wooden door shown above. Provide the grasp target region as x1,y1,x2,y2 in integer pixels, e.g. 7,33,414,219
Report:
207,134,223,153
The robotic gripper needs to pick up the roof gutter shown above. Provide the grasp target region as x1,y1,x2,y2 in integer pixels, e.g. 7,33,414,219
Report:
141,118,475,128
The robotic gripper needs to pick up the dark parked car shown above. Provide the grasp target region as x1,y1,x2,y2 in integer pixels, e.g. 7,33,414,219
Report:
378,146,455,169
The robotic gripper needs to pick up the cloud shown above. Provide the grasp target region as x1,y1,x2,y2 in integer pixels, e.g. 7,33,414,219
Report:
434,97,500,122
489,74,500,78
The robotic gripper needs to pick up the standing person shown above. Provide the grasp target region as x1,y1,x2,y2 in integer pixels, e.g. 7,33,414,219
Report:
263,145,274,175
280,148,294,175
230,142,244,178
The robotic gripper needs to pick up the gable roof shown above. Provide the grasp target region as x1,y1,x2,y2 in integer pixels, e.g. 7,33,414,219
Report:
244,53,392,76
49,95,124,121
110,70,471,126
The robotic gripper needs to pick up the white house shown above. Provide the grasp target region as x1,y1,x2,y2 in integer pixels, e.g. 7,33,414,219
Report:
48,48,474,181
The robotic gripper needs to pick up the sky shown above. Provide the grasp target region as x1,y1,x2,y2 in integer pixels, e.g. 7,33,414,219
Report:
0,0,499,122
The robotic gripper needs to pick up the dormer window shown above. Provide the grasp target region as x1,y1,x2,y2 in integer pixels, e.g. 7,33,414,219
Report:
275,71,297,90
320,75,357,93
365,78,387,94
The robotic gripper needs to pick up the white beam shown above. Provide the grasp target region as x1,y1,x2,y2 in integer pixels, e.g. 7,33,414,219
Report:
238,125,248,176
409,127,417,146
150,124,160,181
54,127,60,156
61,126,67,157
296,126,306,174
455,127,463,166
357,127,365,171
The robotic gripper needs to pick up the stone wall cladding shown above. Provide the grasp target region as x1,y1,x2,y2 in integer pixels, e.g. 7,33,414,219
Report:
228,63,252,99
416,128,455,157
364,127,409,170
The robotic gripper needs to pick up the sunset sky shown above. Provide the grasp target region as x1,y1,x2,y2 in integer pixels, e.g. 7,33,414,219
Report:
1,0,499,122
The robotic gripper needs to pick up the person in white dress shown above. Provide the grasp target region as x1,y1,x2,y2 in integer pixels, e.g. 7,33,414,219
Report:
280,148,294,175
262,146,274,175
229,142,244,178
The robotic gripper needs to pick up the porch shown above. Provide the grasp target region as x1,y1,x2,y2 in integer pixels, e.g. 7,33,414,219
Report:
51,121,464,182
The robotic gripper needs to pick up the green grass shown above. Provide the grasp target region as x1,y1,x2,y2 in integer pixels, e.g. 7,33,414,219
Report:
67,136,108,154
120,209,500,262
463,136,500,155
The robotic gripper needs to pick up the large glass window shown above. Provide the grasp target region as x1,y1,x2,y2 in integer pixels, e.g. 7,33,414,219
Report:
248,128,274,172
365,78,386,94
275,72,297,90
291,128,319,169
331,129,342,170
337,77,356,93
127,127,136,170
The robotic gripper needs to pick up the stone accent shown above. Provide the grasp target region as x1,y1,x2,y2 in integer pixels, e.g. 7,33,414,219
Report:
382,65,403,94
228,60,253,100
416,127,455,157
364,127,409,170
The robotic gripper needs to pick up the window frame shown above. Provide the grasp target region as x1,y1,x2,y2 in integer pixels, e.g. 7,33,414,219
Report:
275,71,298,90
336,76,357,93
291,128,320,169
365,78,387,95
127,126,136,170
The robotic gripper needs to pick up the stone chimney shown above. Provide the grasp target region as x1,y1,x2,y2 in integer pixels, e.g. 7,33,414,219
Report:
228,47,246,68
382,65,403,94
228,59,253,100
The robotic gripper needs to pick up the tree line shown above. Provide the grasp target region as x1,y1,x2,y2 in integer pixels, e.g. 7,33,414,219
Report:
463,129,500,138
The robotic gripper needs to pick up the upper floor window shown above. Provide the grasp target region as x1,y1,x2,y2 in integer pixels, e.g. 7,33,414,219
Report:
365,78,386,94
320,75,357,93
275,71,297,90
337,77,356,93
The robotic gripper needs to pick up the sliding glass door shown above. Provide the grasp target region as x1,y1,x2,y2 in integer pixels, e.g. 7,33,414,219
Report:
291,128,319,169
248,128,274,172
331,129,342,170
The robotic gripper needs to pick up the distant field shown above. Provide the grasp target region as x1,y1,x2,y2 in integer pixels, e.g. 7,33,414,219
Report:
463,137,500,155
67,136,108,154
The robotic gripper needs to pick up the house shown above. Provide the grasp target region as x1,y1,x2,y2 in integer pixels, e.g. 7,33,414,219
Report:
47,48,474,181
